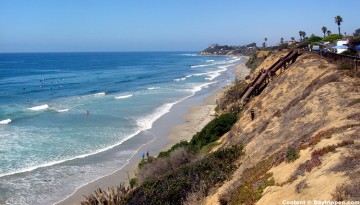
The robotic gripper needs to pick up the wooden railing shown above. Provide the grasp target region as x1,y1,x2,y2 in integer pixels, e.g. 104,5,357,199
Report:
323,52,359,73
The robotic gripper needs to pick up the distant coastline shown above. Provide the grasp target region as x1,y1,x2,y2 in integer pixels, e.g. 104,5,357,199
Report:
199,43,257,56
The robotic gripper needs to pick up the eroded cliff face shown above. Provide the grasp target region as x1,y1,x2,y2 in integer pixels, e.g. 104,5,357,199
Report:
206,51,360,204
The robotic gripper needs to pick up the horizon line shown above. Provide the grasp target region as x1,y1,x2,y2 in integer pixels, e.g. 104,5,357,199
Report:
0,50,200,54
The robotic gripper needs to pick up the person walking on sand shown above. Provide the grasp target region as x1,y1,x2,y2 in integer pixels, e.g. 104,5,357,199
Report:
146,151,149,158
141,152,145,159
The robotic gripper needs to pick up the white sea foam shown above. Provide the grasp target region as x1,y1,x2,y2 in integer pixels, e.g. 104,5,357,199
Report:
56,109,69,113
28,104,49,111
228,57,241,63
0,129,142,178
147,87,160,90
203,66,229,81
0,119,11,125
81,92,106,99
136,102,175,130
180,53,197,56
191,64,209,68
174,77,186,82
93,92,106,96
191,81,218,93
193,73,208,76
115,94,133,99
137,82,218,132
54,131,158,205
190,59,232,69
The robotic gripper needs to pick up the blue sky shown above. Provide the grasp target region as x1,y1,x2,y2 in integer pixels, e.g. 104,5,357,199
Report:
1,0,359,52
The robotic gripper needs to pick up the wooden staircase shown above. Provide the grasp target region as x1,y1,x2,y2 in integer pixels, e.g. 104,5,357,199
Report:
239,50,301,106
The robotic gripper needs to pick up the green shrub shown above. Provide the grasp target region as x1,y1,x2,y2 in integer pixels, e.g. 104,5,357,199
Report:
308,35,322,42
337,62,353,71
340,50,357,56
138,156,156,169
323,34,342,42
198,141,221,155
138,158,146,169
124,145,244,205
190,113,237,152
157,113,237,158
286,147,300,162
129,178,137,188
278,43,289,50
157,140,189,158
246,53,265,72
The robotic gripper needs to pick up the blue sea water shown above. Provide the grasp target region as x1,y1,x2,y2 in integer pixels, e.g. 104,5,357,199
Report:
0,52,243,204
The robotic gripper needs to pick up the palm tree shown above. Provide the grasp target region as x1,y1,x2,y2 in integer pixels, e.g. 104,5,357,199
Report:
301,31,306,40
291,37,295,42
327,30,332,36
280,37,284,44
264,37,267,47
321,26,327,37
334,15,343,35
299,31,307,41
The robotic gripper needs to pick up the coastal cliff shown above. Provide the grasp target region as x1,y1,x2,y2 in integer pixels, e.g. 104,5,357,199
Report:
205,51,360,204
200,43,258,56
82,51,359,205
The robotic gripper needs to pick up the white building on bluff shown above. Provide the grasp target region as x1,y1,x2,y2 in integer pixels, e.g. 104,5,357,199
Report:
333,39,349,54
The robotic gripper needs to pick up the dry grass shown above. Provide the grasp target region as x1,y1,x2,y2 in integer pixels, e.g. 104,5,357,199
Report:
318,63,328,69
288,140,355,183
308,124,360,146
281,72,339,115
81,184,130,205
332,144,360,200
183,181,207,205
332,184,350,201
347,98,360,107
296,180,309,194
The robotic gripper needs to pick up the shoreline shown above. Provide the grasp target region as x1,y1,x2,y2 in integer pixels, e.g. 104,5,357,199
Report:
56,57,249,205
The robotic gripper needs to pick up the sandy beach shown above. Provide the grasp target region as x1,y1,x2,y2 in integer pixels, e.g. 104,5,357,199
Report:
56,58,249,205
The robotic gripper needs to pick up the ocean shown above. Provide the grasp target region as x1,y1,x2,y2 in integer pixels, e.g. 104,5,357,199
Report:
0,52,243,204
